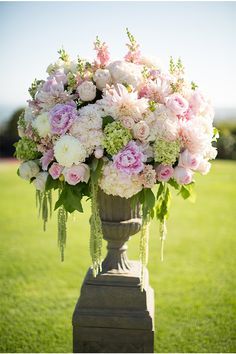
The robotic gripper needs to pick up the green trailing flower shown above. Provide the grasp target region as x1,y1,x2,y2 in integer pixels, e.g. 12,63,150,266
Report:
153,139,180,165
36,189,52,232
90,179,103,277
139,218,150,291
58,206,68,262
103,121,132,155
15,137,40,161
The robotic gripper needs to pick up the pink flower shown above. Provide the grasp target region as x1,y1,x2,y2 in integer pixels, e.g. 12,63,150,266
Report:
49,163,64,180
113,141,146,175
94,40,110,67
132,121,150,141
63,164,90,185
50,102,78,135
195,159,211,175
124,49,141,64
139,165,156,188
165,93,189,116
120,116,135,130
40,149,54,171
174,166,193,185
178,149,201,170
155,164,174,182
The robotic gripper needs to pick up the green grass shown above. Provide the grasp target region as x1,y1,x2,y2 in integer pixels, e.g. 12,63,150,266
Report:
0,160,235,353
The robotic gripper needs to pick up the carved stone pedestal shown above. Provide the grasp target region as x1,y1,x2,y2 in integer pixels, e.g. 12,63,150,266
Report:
72,190,155,353
72,261,154,353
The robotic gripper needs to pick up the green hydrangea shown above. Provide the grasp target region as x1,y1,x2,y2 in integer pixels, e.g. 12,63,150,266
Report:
102,121,132,155
153,139,180,165
15,137,40,161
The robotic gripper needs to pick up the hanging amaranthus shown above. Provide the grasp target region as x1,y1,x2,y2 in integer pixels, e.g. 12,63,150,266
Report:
139,217,150,291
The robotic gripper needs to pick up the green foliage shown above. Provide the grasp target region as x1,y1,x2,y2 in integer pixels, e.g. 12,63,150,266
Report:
57,47,70,62
178,182,196,203
126,28,138,51
54,183,84,214
102,115,115,129
191,81,198,90
156,184,171,222
28,78,43,99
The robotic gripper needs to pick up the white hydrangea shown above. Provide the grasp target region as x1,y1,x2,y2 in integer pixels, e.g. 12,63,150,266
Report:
33,172,48,192
19,161,40,180
70,105,103,155
99,162,142,199
54,135,87,167
107,60,144,89
33,112,51,138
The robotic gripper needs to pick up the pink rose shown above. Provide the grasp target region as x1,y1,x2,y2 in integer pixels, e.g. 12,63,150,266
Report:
174,166,193,185
120,116,135,130
132,121,150,141
113,141,146,175
49,163,64,180
165,93,189,116
155,164,174,182
178,149,201,170
63,163,90,185
195,160,211,175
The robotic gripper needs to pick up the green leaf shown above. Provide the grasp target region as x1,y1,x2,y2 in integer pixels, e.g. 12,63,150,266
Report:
156,183,164,200
91,158,104,184
130,190,142,210
168,178,180,190
144,188,155,210
54,183,84,213
45,175,59,191
102,116,115,129
179,182,196,203
156,185,171,221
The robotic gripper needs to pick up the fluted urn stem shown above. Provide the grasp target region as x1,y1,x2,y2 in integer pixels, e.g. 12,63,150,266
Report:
97,189,142,274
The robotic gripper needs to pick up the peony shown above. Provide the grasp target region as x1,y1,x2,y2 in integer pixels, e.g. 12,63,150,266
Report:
113,141,146,175
133,121,150,141
178,149,201,170
195,159,211,175
63,164,90,185
33,172,49,191
155,164,174,182
99,162,142,199
19,161,40,180
54,135,87,167
93,69,112,91
77,81,96,101
50,102,78,135
173,166,193,185
165,93,189,116
107,60,144,89
49,163,64,180
33,112,51,138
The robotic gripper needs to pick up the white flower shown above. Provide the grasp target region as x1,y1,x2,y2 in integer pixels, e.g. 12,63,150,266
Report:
19,161,40,180
77,81,96,101
195,159,211,175
33,172,49,192
133,121,150,141
93,69,112,91
33,112,51,138
54,135,87,167
99,162,142,199
24,107,34,122
108,60,144,89
139,55,162,69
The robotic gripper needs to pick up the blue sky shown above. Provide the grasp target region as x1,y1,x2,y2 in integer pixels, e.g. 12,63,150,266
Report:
0,1,236,110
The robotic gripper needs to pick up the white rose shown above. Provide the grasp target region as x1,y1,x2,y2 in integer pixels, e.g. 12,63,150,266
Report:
19,161,40,181
33,172,48,192
132,121,150,141
120,116,135,130
33,112,51,138
54,135,87,167
77,81,96,101
93,69,112,91
108,60,144,89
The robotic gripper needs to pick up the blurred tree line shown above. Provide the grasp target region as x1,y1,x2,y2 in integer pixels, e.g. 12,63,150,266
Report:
0,108,236,159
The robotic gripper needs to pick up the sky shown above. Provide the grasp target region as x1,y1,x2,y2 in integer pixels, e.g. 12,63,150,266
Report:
0,1,236,112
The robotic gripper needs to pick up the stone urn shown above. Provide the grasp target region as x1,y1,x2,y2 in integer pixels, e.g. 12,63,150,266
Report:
72,190,155,353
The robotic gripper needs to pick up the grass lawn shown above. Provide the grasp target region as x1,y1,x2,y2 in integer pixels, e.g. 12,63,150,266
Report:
0,160,235,353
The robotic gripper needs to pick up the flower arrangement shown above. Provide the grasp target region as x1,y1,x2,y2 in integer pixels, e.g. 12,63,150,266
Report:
15,29,218,277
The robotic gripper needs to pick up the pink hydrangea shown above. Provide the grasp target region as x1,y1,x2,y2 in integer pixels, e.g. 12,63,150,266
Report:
113,141,146,175
49,162,64,179
50,102,78,135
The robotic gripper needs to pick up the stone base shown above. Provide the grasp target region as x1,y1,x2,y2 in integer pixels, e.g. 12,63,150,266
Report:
72,261,155,353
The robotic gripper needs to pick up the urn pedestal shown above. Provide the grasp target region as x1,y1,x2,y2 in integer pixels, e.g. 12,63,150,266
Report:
72,190,155,353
